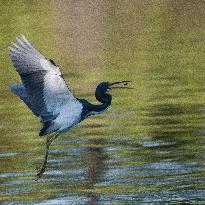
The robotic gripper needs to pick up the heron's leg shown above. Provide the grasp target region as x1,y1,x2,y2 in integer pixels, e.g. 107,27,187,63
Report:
36,133,59,179
47,133,59,146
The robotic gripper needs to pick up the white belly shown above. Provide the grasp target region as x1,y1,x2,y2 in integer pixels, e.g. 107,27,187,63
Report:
53,100,83,132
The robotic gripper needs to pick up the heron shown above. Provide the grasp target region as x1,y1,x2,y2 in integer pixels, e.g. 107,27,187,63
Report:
9,35,131,179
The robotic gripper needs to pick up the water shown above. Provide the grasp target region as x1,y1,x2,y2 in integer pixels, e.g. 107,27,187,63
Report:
1,0,205,204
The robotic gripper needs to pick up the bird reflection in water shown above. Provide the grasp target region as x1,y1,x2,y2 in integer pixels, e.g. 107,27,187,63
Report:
83,139,107,205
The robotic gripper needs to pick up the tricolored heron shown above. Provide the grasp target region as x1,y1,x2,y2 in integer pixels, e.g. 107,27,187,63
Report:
9,35,131,179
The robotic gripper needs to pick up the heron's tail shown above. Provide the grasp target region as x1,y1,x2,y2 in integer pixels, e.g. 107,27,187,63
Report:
39,121,52,136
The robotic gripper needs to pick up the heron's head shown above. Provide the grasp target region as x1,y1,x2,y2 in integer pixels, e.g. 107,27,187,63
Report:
95,81,131,102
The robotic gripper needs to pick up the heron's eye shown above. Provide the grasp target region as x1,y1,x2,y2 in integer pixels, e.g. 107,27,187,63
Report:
107,88,112,92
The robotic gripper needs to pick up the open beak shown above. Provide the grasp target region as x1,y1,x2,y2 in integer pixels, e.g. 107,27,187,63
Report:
108,80,132,90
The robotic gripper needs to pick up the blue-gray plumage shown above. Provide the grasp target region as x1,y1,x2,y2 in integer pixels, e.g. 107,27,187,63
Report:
9,35,131,178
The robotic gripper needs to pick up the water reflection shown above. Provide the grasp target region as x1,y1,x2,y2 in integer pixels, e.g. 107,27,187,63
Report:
83,139,107,205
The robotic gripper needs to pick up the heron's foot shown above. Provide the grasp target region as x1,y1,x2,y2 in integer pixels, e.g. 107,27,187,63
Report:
35,133,59,180
36,164,47,179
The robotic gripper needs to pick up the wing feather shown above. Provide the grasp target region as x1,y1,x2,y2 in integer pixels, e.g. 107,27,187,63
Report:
9,35,78,124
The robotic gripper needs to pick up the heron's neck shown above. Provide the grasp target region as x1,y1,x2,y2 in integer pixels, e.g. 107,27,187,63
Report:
93,91,112,113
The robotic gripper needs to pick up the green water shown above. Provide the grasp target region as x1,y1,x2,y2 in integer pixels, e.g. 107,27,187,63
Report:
1,0,205,204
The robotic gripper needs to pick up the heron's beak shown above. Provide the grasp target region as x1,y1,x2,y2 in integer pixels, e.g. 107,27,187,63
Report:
108,81,132,89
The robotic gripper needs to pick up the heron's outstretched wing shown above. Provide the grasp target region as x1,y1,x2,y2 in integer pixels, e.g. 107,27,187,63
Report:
9,35,78,124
